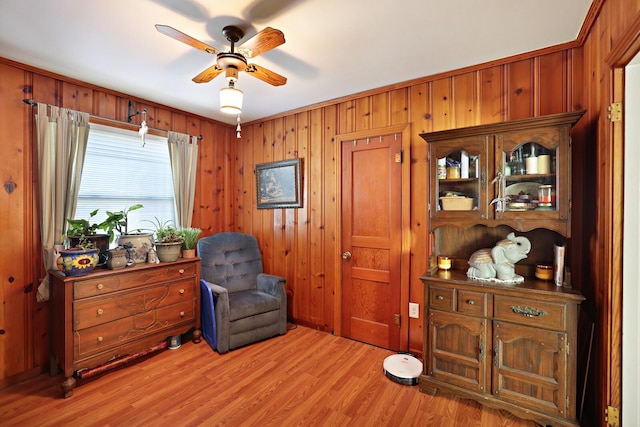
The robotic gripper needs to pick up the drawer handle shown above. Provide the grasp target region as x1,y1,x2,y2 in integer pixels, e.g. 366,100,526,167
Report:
179,289,185,295
97,308,104,315
97,336,103,343
179,269,185,274
437,295,444,301
467,300,475,305
509,305,548,318
97,283,104,290
179,311,185,317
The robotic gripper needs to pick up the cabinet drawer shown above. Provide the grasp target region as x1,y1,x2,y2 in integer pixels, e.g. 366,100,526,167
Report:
493,295,566,331
429,286,454,312
73,263,196,299
74,299,196,358
73,279,195,330
457,289,488,316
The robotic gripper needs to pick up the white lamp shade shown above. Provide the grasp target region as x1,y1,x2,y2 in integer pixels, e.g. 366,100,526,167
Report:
220,86,243,114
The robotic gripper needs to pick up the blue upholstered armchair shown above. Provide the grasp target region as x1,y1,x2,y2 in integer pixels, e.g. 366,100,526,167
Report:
198,232,287,353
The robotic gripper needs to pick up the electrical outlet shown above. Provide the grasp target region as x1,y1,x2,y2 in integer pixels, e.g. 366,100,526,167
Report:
409,302,419,319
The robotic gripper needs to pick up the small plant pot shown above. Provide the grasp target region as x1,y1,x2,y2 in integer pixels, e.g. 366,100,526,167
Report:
155,241,183,262
182,248,196,259
56,248,99,277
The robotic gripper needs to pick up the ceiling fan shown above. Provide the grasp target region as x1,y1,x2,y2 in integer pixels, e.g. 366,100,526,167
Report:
155,24,287,87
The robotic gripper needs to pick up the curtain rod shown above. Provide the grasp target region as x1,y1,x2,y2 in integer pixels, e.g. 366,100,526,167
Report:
23,99,203,140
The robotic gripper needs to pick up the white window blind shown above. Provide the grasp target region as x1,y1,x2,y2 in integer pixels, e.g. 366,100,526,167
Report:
75,123,176,239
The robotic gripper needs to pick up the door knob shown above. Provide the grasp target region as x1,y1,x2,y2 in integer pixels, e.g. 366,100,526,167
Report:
341,251,352,260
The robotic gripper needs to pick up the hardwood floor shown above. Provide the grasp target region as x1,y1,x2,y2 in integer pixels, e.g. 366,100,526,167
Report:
0,325,538,426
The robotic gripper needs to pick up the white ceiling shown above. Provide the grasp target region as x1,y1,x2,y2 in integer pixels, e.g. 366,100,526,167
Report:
0,0,592,125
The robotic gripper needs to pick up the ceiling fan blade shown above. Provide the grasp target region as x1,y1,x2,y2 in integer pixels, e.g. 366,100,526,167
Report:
237,27,285,59
155,24,219,55
192,65,224,83
245,64,287,86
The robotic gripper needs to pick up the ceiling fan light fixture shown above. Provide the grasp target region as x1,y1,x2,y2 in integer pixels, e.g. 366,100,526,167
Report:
220,81,243,114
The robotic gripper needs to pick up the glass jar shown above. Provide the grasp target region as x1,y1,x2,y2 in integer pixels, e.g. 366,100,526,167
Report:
437,255,452,270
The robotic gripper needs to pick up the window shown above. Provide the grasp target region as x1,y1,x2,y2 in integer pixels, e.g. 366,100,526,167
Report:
75,123,176,241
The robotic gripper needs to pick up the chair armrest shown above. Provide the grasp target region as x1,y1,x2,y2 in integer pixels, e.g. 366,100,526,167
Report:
257,273,286,298
201,279,230,354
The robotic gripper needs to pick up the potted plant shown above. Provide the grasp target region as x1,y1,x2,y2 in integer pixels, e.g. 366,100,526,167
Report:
179,227,202,259
57,234,100,277
100,204,153,264
147,217,183,262
66,209,111,265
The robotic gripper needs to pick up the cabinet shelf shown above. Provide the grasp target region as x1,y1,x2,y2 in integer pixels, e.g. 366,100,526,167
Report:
422,110,585,238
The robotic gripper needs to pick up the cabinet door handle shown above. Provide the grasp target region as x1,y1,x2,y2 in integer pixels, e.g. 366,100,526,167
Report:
178,269,185,274
180,311,185,317
179,289,185,295
97,283,104,290
97,336,103,343
509,305,547,318
467,300,475,305
437,295,444,301
97,308,104,315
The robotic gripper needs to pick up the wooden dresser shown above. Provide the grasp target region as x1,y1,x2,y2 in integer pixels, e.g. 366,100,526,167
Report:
420,270,584,427
49,258,201,398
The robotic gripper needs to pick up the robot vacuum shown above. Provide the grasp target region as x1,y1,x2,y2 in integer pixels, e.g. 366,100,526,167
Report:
383,353,423,386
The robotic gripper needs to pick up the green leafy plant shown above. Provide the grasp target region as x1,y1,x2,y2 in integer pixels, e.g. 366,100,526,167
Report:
66,208,107,237
146,217,183,243
100,204,144,242
179,227,202,250
67,234,95,250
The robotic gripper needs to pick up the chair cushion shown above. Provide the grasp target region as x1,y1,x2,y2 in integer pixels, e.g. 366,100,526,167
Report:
228,290,280,321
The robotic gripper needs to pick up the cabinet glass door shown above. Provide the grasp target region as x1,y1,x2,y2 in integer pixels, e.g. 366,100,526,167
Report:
494,126,570,223
429,136,487,225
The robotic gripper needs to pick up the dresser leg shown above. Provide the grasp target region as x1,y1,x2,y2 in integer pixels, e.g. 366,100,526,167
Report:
192,328,202,343
61,376,76,398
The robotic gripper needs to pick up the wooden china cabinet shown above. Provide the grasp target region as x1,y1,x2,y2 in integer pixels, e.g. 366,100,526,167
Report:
49,258,201,398
419,111,586,427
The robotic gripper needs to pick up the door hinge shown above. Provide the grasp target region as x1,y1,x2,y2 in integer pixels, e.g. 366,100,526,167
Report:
394,314,401,327
607,102,622,122
604,405,619,426
395,152,402,163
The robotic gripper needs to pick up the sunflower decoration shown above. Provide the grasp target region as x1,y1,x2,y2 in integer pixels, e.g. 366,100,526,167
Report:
57,246,99,277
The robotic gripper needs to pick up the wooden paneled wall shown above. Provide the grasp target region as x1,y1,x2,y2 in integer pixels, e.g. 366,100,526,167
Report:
577,0,640,423
0,59,234,387
231,48,585,358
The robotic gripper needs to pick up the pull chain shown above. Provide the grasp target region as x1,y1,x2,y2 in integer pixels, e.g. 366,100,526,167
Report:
236,115,242,139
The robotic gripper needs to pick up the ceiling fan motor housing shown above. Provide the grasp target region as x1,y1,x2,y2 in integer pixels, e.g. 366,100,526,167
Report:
217,52,247,77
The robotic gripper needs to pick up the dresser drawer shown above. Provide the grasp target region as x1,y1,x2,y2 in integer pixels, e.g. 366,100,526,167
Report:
74,299,196,359
73,263,196,299
457,289,488,316
429,286,454,312
493,295,566,331
73,279,195,330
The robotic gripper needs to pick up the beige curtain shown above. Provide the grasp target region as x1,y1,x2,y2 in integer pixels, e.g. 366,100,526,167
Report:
167,131,199,228
35,104,90,302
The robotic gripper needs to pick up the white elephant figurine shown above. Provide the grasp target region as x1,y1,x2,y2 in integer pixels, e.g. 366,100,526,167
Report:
467,232,531,283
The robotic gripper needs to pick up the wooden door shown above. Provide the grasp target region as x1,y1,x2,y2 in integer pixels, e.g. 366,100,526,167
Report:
340,134,402,350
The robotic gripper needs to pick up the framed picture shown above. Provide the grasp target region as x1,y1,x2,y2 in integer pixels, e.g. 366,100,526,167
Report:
255,159,302,209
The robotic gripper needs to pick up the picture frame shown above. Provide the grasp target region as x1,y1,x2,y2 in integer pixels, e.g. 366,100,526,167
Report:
255,158,302,209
